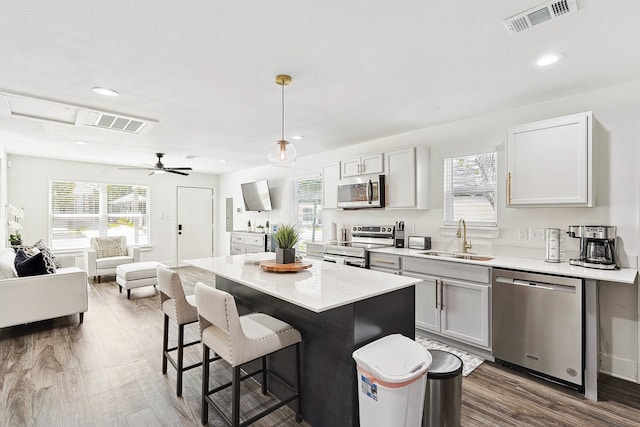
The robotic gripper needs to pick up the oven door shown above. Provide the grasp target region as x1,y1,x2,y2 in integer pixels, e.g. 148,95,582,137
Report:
337,175,385,209
323,254,366,268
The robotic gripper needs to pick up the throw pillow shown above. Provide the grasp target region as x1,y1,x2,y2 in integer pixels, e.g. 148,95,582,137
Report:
96,237,125,258
14,249,48,277
33,239,60,272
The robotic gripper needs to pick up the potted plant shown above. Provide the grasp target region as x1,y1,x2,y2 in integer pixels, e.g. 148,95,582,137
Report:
256,224,265,233
273,223,300,264
7,204,24,246
247,220,252,232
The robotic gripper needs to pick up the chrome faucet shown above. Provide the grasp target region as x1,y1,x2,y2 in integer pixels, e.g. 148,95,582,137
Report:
456,219,472,253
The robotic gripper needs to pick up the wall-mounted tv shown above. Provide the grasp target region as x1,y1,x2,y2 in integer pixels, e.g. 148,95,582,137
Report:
241,180,273,212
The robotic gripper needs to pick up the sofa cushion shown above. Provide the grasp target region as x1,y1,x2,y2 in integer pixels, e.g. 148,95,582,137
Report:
14,250,49,277
0,249,18,279
96,237,125,258
33,239,61,270
96,255,134,269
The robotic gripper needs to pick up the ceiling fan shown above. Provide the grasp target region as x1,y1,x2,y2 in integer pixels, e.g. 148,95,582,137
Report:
119,153,192,176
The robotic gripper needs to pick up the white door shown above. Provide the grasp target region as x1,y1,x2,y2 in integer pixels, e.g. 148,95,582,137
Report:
177,186,214,266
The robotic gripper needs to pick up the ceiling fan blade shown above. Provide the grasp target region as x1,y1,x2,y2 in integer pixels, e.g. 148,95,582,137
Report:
165,167,192,170
166,169,189,176
119,167,154,170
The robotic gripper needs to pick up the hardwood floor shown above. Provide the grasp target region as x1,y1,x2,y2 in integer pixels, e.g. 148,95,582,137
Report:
1,266,639,426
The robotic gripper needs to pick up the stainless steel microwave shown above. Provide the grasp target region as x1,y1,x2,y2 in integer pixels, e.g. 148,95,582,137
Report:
337,174,385,209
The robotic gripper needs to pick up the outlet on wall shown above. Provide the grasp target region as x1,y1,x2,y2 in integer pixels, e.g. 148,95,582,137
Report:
518,229,528,240
529,228,545,241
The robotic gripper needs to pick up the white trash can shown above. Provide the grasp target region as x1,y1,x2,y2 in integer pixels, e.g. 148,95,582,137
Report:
353,334,433,427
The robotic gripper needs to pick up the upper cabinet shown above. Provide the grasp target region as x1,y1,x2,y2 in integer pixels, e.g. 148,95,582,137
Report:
322,162,340,209
507,111,594,207
341,153,384,177
385,146,429,209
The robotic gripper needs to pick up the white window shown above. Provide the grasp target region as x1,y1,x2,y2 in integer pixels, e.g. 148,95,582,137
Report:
290,175,323,252
49,180,150,250
443,151,497,227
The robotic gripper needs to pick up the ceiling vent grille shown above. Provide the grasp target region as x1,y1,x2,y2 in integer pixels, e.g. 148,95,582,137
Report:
76,110,157,134
503,0,578,35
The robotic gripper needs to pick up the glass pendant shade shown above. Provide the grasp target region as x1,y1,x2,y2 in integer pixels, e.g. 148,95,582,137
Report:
269,139,297,167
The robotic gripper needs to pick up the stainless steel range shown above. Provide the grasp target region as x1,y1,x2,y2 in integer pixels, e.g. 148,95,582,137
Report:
323,225,395,268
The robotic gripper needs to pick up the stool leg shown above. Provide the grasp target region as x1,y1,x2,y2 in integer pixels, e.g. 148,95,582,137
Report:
98,276,101,283
201,345,210,425
119,285,122,293
232,366,241,427
127,289,131,299
295,343,303,423
177,323,184,397
261,356,268,394
162,314,169,374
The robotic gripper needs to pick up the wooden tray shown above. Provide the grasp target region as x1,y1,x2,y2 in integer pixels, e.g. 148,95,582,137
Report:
259,260,312,273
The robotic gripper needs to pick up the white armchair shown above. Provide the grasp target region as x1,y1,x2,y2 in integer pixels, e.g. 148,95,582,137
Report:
84,236,140,282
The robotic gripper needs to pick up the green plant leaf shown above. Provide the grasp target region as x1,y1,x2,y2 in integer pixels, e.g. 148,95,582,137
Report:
273,223,300,249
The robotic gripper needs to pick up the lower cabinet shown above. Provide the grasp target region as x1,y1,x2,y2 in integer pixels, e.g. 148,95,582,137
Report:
230,231,268,254
403,257,491,349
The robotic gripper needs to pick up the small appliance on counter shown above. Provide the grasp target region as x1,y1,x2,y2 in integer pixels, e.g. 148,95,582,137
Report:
408,236,431,250
394,221,405,248
544,228,561,263
566,225,617,270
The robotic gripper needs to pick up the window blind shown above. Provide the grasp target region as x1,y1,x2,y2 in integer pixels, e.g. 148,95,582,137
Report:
443,152,497,227
289,176,323,252
50,180,150,250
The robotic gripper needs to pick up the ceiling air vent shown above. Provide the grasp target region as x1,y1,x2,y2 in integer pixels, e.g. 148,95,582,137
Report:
76,110,157,134
503,0,578,36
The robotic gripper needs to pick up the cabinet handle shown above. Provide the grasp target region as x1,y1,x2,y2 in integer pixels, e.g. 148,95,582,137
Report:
435,279,439,309
372,259,396,265
440,280,445,309
507,172,512,205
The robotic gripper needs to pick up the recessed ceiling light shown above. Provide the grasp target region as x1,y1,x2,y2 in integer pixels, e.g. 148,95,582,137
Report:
73,140,88,145
535,53,564,67
218,159,227,163
291,135,304,140
92,87,119,97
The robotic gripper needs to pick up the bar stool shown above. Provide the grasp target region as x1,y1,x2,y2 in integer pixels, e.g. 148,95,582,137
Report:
194,282,303,426
158,266,202,397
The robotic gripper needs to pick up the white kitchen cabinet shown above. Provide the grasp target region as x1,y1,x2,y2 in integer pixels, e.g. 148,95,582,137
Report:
385,146,429,209
369,253,402,274
322,162,340,209
341,153,384,178
230,231,268,254
403,257,491,349
507,111,593,207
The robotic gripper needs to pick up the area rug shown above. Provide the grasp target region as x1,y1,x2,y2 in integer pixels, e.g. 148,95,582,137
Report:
415,335,484,377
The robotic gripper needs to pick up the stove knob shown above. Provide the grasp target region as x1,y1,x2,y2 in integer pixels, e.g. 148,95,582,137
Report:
357,226,362,231
381,227,386,232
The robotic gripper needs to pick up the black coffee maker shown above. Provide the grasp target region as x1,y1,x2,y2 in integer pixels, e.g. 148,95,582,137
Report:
567,225,617,270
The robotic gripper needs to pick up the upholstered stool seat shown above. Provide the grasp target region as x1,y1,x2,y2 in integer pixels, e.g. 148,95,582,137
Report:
195,282,303,426
158,266,204,397
116,261,165,299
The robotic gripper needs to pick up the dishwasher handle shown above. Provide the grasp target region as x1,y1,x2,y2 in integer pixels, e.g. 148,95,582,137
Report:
496,276,576,293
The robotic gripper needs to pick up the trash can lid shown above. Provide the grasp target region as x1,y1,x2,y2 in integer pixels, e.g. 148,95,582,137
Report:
352,334,432,383
426,350,463,379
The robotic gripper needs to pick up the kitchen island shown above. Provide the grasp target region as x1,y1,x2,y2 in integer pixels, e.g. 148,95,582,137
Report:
186,254,420,427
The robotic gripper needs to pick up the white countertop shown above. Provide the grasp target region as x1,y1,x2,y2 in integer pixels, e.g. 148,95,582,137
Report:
370,247,638,284
185,254,420,313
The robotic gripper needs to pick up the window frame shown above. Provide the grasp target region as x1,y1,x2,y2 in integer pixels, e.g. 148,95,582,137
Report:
49,180,151,250
443,148,498,228
289,174,323,253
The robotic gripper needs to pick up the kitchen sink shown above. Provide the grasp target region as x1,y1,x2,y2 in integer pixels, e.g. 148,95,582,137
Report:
417,251,494,262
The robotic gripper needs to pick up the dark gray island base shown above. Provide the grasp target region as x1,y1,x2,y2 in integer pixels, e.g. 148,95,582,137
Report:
216,275,416,427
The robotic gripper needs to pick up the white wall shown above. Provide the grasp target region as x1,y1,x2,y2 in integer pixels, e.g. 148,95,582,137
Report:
7,155,219,267
217,79,640,382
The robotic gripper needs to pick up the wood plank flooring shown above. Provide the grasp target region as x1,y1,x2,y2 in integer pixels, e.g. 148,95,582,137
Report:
0,266,639,426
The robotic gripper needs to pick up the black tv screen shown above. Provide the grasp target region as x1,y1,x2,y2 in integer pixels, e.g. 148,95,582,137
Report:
241,180,273,211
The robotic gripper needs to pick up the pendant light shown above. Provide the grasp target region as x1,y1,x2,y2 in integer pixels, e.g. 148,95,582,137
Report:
268,74,297,167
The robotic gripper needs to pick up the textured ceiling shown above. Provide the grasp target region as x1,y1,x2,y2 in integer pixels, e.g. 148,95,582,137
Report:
1,0,639,174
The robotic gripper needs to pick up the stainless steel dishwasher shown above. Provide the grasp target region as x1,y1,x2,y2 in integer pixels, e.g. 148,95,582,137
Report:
492,269,584,390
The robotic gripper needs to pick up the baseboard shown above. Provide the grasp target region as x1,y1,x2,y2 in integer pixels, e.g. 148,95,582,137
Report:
599,353,638,383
